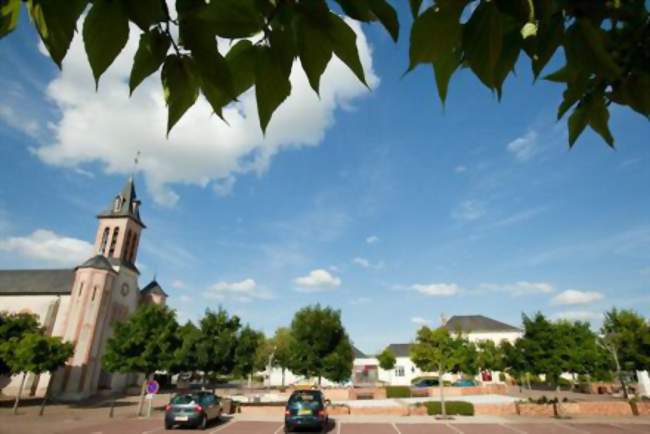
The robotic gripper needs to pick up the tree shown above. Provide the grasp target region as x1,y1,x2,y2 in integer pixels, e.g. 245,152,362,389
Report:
410,326,473,418
102,303,179,417
500,339,527,389
476,340,505,375
195,308,241,384
377,346,396,384
518,312,566,386
269,327,294,387
1,333,73,415
288,304,353,385
172,321,202,375
234,325,265,386
0,312,42,377
1,1,646,147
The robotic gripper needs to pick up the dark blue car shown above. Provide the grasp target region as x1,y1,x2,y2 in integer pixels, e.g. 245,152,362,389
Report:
284,389,328,432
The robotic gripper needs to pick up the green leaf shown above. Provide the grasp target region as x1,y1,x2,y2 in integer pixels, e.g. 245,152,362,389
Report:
161,54,199,134
27,0,87,68
179,17,234,115
254,45,291,133
408,0,423,19
368,0,399,42
493,18,522,99
197,0,264,38
324,13,367,86
611,73,650,117
432,48,461,105
532,13,563,78
567,104,588,147
122,0,166,31
269,24,296,78
0,0,20,38
544,65,572,83
576,18,622,81
129,28,170,95
297,15,332,95
462,1,504,89
83,0,129,87
334,0,373,22
408,1,463,71
586,95,614,147
226,40,257,97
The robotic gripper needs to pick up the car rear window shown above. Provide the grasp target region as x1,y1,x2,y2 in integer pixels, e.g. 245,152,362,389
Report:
171,394,200,404
289,391,321,404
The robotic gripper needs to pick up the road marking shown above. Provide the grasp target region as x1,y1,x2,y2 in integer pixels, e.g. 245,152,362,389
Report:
209,420,237,434
500,424,527,434
557,423,590,433
391,422,402,434
273,423,285,434
337,420,342,434
445,424,463,434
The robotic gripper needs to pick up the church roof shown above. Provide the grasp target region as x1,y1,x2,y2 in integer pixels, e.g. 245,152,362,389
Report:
97,177,145,227
76,255,116,272
386,343,413,358
443,315,521,333
140,280,168,297
352,345,367,359
0,269,75,295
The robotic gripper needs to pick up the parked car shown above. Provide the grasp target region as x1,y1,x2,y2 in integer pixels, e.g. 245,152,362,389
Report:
412,378,439,387
284,389,329,432
451,379,477,387
164,391,222,430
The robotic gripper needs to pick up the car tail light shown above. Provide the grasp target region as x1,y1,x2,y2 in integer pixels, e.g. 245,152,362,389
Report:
195,404,203,413
165,404,171,412
318,409,326,417
285,409,291,416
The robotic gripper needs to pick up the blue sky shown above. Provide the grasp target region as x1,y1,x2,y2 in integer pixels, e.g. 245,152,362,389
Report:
0,5,648,353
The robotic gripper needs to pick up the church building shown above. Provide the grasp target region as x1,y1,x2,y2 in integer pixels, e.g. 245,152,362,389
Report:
0,178,167,401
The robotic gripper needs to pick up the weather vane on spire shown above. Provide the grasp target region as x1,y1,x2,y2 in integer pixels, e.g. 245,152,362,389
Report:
131,150,141,178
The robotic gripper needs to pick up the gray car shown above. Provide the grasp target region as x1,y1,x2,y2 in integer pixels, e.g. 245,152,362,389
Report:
164,391,222,430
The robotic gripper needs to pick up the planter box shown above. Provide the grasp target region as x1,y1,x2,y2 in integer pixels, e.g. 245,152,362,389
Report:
349,387,386,400
517,403,555,417
560,401,633,417
327,406,350,415
349,406,408,416
239,405,284,416
474,403,517,416
408,405,428,416
633,401,650,416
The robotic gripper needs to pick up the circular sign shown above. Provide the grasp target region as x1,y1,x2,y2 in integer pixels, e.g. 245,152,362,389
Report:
146,380,159,394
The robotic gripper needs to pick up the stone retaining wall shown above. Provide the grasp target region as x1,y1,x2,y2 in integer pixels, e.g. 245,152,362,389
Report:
517,403,556,417
474,403,517,416
349,405,408,416
560,401,633,417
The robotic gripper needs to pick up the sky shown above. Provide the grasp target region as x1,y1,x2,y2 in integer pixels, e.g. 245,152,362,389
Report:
0,4,648,354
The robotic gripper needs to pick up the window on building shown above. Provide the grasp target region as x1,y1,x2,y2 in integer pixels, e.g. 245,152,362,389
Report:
395,366,405,377
91,286,97,302
108,227,119,257
78,282,84,297
128,233,138,263
99,227,110,254
123,229,132,260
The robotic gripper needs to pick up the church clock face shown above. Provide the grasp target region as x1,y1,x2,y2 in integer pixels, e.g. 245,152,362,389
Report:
120,283,130,297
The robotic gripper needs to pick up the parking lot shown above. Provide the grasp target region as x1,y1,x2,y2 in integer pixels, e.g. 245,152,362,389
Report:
50,419,650,434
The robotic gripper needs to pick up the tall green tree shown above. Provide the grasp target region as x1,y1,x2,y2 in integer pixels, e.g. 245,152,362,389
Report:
268,327,294,387
2,1,647,146
519,312,566,385
476,340,505,374
102,303,179,416
172,321,202,375
288,304,353,385
500,339,528,388
410,327,473,418
1,333,73,415
0,312,42,377
234,325,265,385
195,308,241,383
377,346,396,384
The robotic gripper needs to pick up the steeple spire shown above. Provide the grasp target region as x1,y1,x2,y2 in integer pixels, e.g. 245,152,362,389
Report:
97,177,145,228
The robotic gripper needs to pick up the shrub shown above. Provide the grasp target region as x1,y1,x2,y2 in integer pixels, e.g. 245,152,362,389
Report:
421,401,474,416
555,377,573,390
385,386,411,398
499,372,506,382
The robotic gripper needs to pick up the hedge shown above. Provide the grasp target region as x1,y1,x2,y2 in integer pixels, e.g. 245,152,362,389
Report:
385,386,411,398
421,401,474,416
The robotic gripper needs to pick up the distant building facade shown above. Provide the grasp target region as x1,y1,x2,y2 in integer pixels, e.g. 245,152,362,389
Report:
0,178,167,401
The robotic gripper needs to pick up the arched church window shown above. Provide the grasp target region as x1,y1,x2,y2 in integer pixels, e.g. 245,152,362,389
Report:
78,282,84,297
91,286,97,302
123,229,132,261
128,233,138,263
108,227,119,257
99,227,110,255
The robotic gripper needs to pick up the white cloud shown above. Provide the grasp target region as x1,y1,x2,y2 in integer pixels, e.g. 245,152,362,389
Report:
294,269,341,292
551,289,604,305
507,131,538,162
0,106,40,138
412,283,461,296
411,316,431,325
552,310,603,321
177,295,191,303
454,165,467,173
171,279,186,289
352,256,384,270
452,200,485,222
366,235,380,244
202,278,272,302
350,297,372,305
0,229,93,267
490,207,545,228
480,281,555,296
35,20,379,206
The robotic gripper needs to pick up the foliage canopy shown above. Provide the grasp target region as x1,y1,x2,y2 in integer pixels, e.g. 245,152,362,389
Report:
1,0,647,146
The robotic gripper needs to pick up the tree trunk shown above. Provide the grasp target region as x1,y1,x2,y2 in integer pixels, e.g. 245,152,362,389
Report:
439,364,447,418
281,367,286,388
611,346,629,399
109,394,116,418
13,372,27,415
318,375,322,387
526,373,531,390
248,373,252,389
38,376,50,416
136,374,149,417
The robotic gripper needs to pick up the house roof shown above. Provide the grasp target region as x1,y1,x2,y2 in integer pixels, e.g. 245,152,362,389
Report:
140,280,168,297
0,269,75,295
386,343,412,358
444,315,521,333
97,177,145,227
77,255,116,272
352,345,367,359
